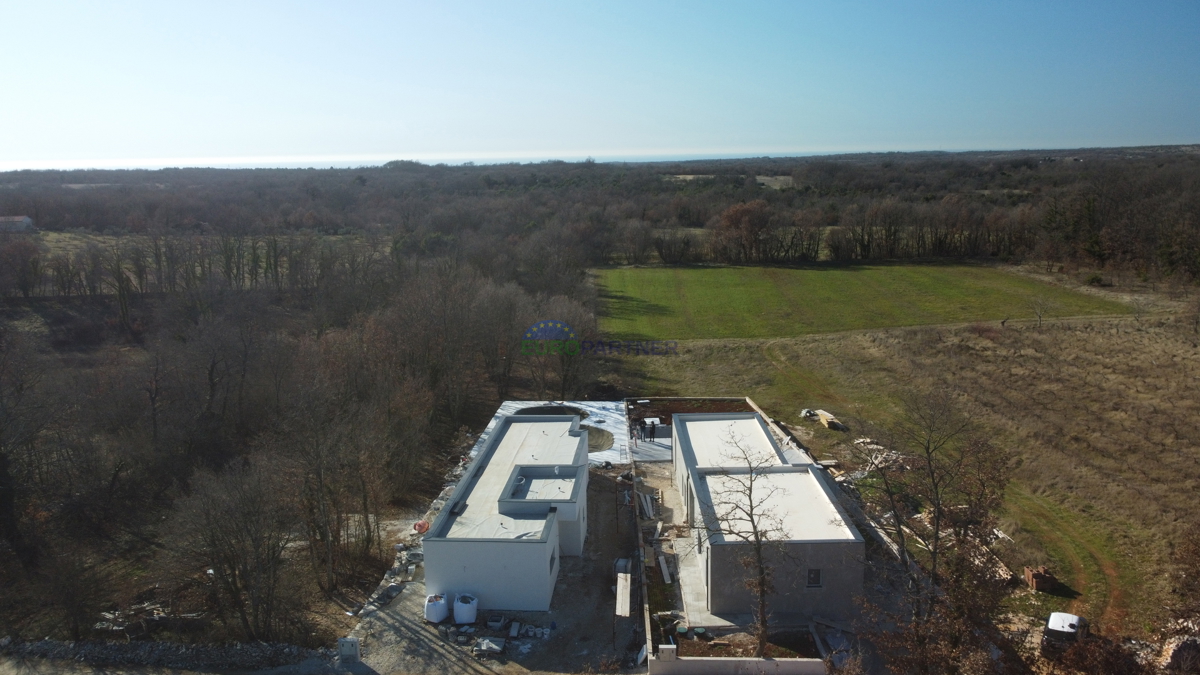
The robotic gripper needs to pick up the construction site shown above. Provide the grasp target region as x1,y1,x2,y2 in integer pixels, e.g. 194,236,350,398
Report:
332,397,880,674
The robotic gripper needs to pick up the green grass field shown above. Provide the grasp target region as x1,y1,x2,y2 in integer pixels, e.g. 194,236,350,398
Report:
597,264,1129,339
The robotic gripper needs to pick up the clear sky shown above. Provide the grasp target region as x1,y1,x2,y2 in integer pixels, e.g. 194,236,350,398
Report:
3,1,1198,170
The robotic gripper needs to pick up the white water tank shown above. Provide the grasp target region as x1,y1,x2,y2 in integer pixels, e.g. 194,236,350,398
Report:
454,593,478,624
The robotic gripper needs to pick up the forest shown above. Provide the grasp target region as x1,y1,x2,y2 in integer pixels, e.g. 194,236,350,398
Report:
1,145,1198,646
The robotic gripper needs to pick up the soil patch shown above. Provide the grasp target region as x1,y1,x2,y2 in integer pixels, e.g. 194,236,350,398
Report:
628,398,753,427
581,424,614,452
513,405,589,419
677,630,820,659
349,467,644,674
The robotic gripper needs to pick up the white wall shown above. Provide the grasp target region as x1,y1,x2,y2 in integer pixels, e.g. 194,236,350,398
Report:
650,655,826,675
554,467,589,556
424,516,560,611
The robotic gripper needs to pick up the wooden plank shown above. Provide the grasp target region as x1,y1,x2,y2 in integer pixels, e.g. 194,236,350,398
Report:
809,623,829,659
639,492,654,519
658,555,672,584
616,573,631,617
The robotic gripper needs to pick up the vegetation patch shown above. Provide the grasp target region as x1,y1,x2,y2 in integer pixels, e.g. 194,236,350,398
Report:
623,310,1195,636
598,264,1128,340
581,425,614,452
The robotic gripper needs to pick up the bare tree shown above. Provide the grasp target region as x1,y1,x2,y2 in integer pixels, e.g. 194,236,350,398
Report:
0,329,51,568
171,458,299,641
694,431,790,658
1028,295,1058,329
1130,297,1155,325
618,220,656,265
851,393,1014,674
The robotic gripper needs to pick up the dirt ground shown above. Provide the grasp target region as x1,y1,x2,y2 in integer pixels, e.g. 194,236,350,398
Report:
626,398,753,429
676,630,819,659
346,468,643,675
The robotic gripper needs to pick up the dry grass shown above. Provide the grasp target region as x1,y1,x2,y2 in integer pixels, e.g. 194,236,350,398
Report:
628,314,1200,636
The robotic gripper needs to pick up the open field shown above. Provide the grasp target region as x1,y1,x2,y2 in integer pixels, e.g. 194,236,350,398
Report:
602,266,1195,637
597,264,1130,340
618,317,1200,636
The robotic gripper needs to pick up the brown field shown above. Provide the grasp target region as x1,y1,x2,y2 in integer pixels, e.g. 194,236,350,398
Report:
620,304,1200,636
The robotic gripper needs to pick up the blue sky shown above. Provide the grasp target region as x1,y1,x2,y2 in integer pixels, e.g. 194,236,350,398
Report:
2,1,1198,169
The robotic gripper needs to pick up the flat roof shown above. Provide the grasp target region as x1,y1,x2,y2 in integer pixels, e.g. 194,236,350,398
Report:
675,414,785,467
435,416,585,540
675,412,861,543
701,470,858,542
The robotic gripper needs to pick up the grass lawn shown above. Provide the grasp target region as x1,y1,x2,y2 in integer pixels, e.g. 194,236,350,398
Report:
597,264,1129,340
1001,487,1124,628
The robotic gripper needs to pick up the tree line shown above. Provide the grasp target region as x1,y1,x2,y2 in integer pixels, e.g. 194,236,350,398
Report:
0,251,600,642
3,148,1199,291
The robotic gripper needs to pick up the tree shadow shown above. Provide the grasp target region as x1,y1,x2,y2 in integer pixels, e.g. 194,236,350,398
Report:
596,287,672,321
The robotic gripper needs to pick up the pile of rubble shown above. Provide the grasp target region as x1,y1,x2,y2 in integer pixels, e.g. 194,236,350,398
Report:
93,601,207,639
0,635,334,670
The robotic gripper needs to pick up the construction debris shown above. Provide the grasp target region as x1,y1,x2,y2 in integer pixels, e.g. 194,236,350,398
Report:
815,410,846,430
92,602,206,638
1159,635,1200,671
472,636,505,658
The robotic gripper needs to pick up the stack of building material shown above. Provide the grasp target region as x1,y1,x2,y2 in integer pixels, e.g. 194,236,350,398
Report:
616,573,631,616
636,490,656,519
816,410,845,430
658,555,672,584
1024,565,1058,591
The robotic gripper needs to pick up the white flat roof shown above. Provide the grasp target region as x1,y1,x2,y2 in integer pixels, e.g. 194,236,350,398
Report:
703,471,858,542
441,416,584,540
675,412,860,543
677,415,784,467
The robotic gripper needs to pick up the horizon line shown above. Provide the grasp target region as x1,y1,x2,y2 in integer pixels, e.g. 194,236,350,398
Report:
2,143,1198,172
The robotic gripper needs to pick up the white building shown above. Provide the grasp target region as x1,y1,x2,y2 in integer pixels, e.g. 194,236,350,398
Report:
423,414,589,611
672,412,864,621
0,216,34,233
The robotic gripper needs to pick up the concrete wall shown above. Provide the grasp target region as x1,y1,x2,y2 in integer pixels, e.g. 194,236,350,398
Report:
559,518,583,556
424,516,560,611
708,540,863,621
649,653,826,675
557,466,588,556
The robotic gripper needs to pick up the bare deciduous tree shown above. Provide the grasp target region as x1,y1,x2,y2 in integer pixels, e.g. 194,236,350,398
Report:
172,458,298,641
0,329,51,569
694,431,791,658
851,392,1015,674
1028,295,1058,329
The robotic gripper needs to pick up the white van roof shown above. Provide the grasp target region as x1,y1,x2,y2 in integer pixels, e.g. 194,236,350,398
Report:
1047,612,1083,632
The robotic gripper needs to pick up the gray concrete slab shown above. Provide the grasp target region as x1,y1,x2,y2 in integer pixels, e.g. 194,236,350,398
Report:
640,461,813,632
630,425,672,462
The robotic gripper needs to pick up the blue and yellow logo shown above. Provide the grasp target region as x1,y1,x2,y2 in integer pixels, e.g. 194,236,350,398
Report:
522,320,581,355
519,319,680,357
525,321,576,341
